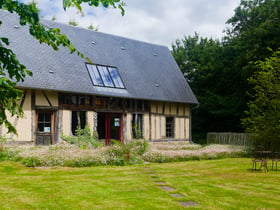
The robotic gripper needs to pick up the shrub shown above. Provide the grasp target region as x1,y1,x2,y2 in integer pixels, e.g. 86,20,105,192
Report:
0,135,8,152
0,148,19,161
61,126,102,149
129,139,148,156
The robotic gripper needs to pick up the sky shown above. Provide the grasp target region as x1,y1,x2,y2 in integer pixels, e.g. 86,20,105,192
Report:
23,0,241,48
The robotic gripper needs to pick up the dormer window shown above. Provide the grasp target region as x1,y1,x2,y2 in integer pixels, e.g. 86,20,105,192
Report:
86,64,125,89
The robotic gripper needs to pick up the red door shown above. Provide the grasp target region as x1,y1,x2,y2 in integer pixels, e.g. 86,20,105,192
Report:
104,113,122,145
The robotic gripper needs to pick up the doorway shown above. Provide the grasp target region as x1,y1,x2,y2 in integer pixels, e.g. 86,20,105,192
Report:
36,111,55,145
97,112,122,145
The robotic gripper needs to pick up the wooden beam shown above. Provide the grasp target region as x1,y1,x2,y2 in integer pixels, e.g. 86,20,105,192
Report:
42,90,52,107
31,90,35,110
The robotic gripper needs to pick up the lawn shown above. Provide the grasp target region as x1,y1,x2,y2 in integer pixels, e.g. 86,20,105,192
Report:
0,158,279,209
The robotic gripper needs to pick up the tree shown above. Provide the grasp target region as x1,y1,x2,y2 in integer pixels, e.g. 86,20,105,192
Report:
172,34,245,143
242,50,280,150
0,0,125,134
172,0,280,143
225,0,280,78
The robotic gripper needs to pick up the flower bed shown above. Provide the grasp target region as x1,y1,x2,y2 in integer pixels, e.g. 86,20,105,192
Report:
143,142,247,163
0,140,248,167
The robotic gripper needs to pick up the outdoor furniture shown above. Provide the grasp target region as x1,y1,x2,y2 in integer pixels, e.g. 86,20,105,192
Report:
272,152,280,171
252,150,271,173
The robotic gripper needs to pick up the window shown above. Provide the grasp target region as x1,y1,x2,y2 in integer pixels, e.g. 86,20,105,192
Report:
132,114,143,139
166,117,174,138
86,64,125,89
72,111,86,135
37,112,51,133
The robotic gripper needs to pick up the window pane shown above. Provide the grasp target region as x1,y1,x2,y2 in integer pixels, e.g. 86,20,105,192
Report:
98,66,114,87
38,123,44,132
132,114,143,139
38,113,44,122
108,67,125,88
44,113,51,122
166,117,174,138
87,64,104,86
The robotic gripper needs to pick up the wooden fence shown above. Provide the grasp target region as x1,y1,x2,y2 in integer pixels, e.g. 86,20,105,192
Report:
207,132,253,146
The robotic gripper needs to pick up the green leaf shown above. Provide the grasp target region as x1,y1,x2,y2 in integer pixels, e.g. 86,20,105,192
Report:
63,0,70,10
0,37,9,45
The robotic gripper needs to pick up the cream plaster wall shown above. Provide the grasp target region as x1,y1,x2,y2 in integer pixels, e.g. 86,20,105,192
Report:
179,104,184,116
143,113,150,140
164,103,169,115
35,90,58,106
151,114,155,139
126,113,132,141
62,110,72,136
180,118,185,139
160,116,166,139
155,115,160,139
3,90,32,141
185,105,190,116
174,118,179,139
87,111,95,131
185,117,190,140
171,103,177,115
150,102,157,113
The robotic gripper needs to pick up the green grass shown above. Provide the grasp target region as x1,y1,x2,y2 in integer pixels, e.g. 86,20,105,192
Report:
0,158,279,209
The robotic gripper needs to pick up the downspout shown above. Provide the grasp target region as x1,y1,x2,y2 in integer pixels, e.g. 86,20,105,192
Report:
190,103,199,144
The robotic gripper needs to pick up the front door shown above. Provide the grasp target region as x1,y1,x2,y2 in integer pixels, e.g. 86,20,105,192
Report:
36,111,54,145
97,112,122,145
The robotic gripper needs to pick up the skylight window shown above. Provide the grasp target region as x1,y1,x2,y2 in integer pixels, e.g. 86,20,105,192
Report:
86,64,125,89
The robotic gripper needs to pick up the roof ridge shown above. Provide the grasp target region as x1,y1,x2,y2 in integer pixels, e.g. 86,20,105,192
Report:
41,18,168,49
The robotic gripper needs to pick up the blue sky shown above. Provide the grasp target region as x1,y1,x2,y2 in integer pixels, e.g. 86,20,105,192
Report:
22,0,241,48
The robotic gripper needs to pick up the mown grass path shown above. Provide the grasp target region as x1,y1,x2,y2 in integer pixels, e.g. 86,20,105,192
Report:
0,158,279,209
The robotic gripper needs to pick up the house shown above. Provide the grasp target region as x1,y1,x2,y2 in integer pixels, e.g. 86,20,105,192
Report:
0,11,198,145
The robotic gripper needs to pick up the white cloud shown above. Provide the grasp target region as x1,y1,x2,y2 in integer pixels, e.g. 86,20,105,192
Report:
23,0,241,48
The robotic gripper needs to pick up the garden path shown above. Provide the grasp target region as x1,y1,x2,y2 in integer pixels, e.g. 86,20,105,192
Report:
143,166,199,207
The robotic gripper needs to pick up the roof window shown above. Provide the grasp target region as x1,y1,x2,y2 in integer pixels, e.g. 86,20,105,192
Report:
86,64,125,89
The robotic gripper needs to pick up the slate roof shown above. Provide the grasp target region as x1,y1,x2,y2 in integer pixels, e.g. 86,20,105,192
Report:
0,10,198,104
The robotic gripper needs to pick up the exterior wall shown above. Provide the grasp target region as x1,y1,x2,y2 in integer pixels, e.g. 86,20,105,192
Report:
87,111,95,132
143,113,150,140
35,90,58,107
0,88,192,144
62,110,72,136
160,116,166,139
149,101,190,141
126,113,132,141
2,90,33,142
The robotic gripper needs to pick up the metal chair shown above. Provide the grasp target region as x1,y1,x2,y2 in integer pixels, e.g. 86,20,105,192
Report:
272,152,280,171
252,147,269,173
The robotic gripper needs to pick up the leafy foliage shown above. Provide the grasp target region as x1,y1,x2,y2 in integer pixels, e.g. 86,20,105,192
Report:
172,0,280,143
0,0,125,134
61,126,101,148
172,34,245,139
242,50,280,151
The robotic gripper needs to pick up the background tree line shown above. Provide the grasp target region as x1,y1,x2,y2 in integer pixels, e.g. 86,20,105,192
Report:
172,0,280,146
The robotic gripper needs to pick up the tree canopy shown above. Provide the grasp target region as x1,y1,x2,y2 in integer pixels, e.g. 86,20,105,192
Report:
0,0,124,134
172,0,280,143
242,49,280,150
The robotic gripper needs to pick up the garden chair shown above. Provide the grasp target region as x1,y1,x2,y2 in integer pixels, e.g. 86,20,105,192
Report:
272,152,280,171
252,147,269,173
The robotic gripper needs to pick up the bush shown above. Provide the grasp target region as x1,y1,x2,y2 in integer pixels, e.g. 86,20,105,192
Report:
0,148,18,161
61,126,102,149
129,139,148,156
